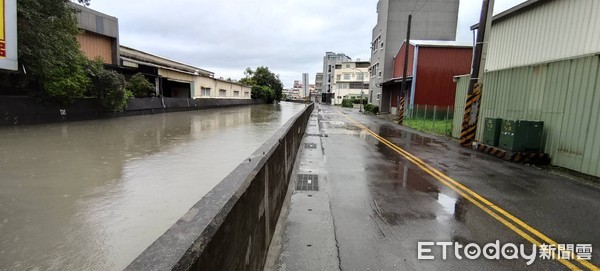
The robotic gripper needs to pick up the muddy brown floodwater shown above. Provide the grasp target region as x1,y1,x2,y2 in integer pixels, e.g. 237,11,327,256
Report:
0,102,305,270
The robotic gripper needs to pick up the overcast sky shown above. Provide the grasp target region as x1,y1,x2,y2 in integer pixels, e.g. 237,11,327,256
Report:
84,0,525,88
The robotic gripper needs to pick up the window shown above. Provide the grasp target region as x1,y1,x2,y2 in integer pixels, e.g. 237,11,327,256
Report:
201,87,211,96
219,89,227,97
349,82,365,89
357,73,364,81
244,92,250,98
343,73,351,80
336,74,341,81
234,91,240,97
345,64,350,68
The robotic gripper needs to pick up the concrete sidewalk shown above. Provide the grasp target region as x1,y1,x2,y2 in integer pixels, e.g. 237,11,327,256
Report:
271,104,600,271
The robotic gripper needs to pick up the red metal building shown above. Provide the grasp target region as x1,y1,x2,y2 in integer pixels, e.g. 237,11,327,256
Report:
380,40,472,114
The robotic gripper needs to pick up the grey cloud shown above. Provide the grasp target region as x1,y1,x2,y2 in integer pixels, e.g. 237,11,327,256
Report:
87,0,524,87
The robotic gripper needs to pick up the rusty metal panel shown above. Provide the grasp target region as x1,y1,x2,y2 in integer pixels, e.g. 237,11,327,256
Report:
452,75,469,138
413,47,473,106
76,32,113,64
487,0,600,71
392,43,415,78
476,55,600,177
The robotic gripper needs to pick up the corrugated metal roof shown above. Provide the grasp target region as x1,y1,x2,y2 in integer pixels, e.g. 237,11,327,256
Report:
120,45,214,77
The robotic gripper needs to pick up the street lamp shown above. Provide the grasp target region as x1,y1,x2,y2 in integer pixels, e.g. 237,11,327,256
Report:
350,67,365,113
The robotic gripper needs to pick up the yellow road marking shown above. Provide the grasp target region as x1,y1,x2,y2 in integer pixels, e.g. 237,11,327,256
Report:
338,112,599,271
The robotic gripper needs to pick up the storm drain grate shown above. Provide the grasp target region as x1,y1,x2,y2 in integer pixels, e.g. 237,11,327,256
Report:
296,174,319,191
304,143,317,149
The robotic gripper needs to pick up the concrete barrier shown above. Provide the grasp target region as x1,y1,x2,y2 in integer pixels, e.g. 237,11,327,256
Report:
0,97,262,126
126,103,315,271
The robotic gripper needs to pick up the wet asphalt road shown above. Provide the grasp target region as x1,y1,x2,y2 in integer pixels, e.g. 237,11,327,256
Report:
275,104,600,271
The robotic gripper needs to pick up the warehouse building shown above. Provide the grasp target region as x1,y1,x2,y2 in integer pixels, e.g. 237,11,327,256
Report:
120,46,250,99
381,40,472,114
72,4,251,100
71,3,119,65
453,0,600,177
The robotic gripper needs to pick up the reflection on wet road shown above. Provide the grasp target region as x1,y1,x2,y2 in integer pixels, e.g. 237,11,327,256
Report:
0,102,305,270
315,105,600,270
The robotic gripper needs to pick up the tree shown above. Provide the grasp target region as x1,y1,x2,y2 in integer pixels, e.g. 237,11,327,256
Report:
240,66,284,103
127,73,155,98
87,59,132,111
251,85,274,103
8,0,92,104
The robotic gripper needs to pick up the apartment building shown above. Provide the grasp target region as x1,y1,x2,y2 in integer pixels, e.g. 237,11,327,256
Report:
332,61,370,105
322,52,351,103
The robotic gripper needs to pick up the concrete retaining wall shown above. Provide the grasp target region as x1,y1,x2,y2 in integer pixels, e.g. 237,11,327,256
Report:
0,97,263,126
126,103,314,271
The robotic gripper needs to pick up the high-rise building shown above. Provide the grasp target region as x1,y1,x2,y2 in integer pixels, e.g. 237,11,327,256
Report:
322,52,351,103
369,0,460,106
315,73,323,94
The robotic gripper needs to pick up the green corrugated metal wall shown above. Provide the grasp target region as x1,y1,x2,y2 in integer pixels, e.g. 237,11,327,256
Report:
471,55,600,177
452,75,469,138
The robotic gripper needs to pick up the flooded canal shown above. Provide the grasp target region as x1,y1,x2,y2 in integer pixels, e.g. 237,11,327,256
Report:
0,102,305,270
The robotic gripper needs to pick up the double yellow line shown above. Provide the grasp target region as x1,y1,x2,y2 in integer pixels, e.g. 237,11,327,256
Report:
339,112,599,271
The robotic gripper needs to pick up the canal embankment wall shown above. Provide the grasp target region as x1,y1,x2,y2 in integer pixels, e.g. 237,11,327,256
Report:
126,103,314,271
0,97,263,126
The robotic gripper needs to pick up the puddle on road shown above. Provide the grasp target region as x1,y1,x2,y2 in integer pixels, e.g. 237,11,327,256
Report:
377,124,451,148
437,193,456,215
381,158,468,225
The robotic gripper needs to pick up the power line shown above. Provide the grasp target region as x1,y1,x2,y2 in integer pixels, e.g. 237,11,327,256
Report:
413,0,432,16
411,0,422,13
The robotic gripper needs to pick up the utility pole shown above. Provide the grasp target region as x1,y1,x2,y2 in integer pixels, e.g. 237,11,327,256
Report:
398,14,411,125
459,0,494,147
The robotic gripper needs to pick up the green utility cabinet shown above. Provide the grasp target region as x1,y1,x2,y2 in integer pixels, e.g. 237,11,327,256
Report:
483,118,503,146
499,120,544,152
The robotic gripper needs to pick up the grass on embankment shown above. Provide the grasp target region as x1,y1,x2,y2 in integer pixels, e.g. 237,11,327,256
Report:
403,119,453,136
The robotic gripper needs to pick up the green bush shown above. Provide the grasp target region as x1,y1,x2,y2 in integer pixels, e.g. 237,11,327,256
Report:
364,104,379,114
41,54,90,105
341,99,354,108
86,59,132,111
127,73,155,98
98,70,131,111
352,98,367,105
251,85,274,103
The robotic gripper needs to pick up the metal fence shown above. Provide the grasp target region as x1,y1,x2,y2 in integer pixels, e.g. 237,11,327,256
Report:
405,104,455,136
